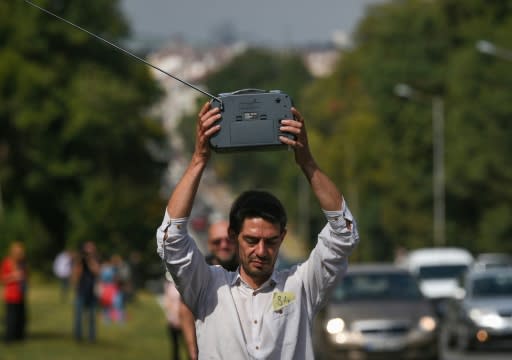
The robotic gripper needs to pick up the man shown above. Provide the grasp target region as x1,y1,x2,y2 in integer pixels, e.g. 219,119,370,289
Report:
157,103,359,359
205,219,237,270
53,249,73,302
1,242,28,342
72,241,100,342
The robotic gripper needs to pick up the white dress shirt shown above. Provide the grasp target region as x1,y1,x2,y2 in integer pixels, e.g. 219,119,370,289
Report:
157,201,359,359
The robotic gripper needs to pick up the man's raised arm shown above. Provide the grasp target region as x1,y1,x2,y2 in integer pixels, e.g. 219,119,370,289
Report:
167,102,221,218
279,108,343,213
280,108,359,312
157,103,221,314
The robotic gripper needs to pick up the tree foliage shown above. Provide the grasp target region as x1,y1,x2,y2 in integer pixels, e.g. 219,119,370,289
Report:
301,0,512,259
0,0,166,266
177,1,512,260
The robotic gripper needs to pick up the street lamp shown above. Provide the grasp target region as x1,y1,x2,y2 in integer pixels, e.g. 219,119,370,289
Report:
394,83,446,247
476,40,512,61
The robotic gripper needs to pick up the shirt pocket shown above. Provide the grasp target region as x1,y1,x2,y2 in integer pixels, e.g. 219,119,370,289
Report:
268,302,297,346
271,301,296,319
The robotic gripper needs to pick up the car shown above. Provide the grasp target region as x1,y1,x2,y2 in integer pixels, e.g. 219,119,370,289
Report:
443,267,512,351
398,247,474,316
472,252,512,271
313,264,440,360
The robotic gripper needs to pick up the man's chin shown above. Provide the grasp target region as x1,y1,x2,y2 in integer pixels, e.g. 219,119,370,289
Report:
218,255,235,263
247,264,271,277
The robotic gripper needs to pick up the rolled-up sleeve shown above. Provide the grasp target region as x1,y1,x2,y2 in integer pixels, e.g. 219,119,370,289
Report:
299,200,359,312
156,210,210,314
322,200,359,250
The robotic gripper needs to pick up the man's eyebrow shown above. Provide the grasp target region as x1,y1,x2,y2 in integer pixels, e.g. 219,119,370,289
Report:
242,235,281,242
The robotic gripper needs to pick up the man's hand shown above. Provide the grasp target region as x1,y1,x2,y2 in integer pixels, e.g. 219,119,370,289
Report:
193,102,221,163
280,107,342,211
279,107,315,168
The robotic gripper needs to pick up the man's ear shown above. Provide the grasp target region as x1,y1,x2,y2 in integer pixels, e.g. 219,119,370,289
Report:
280,228,287,242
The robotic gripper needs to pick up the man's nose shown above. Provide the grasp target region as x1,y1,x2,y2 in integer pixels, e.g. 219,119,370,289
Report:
220,238,233,248
254,240,267,257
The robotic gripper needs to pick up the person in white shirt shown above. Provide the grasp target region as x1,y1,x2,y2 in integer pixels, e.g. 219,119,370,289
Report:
53,250,72,302
157,102,359,359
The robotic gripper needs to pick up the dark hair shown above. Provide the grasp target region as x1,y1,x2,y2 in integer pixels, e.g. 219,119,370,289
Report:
228,190,287,235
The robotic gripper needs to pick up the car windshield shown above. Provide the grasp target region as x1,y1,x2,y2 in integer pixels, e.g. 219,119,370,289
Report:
472,273,512,297
417,264,468,280
331,272,424,302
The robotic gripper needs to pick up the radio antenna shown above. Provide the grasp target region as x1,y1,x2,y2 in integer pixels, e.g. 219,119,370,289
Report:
24,0,222,103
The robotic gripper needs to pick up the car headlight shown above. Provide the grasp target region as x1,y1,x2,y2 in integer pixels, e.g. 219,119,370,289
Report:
469,308,506,329
418,316,437,332
326,317,345,334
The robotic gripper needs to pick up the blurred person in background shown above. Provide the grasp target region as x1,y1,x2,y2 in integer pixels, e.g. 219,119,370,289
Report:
1,241,28,342
72,241,100,342
164,277,184,360
180,219,238,359
205,219,238,271
98,254,128,324
53,249,73,302
98,256,121,323
112,253,131,320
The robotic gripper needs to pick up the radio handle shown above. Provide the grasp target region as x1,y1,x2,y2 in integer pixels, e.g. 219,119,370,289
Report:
230,89,267,95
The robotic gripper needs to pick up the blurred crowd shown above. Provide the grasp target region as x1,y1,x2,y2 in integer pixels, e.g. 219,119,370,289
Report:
1,240,143,344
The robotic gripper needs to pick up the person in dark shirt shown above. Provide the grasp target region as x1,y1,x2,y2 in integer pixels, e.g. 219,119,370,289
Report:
72,241,100,342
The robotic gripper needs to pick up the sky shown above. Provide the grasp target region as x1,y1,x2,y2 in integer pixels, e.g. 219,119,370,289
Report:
121,0,386,46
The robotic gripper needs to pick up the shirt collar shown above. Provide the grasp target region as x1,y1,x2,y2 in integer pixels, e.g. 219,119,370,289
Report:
231,268,279,291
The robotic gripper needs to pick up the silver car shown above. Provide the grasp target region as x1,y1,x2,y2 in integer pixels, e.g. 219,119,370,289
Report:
444,267,512,351
314,264,439,360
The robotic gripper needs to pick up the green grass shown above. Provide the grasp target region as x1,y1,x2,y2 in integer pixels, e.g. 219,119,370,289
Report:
0,281,184,360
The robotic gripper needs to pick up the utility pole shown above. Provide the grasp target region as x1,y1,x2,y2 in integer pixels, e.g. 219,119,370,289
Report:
394,84,446,246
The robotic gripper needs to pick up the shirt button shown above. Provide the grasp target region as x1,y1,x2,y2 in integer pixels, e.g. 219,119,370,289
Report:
256,346,259,350
253,320,257,324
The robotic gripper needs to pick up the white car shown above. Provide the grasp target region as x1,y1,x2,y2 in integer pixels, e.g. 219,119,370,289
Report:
398,247,474,315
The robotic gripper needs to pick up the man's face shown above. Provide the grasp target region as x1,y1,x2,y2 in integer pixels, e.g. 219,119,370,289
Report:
208,221,235,264
83,241,96,255
234,217,285,288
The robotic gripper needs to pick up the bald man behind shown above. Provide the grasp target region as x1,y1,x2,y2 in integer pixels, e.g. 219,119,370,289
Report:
205,220,238,271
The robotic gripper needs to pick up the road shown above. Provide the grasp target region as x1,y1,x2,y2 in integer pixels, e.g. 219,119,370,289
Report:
443,349,511,360
440,329,511,360
310,326,511,360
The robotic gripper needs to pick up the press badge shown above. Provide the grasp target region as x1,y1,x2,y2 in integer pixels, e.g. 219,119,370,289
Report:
272,291,296,312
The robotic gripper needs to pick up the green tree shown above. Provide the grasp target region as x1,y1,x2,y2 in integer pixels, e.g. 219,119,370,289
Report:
302,0,512,259
0,0,165,265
